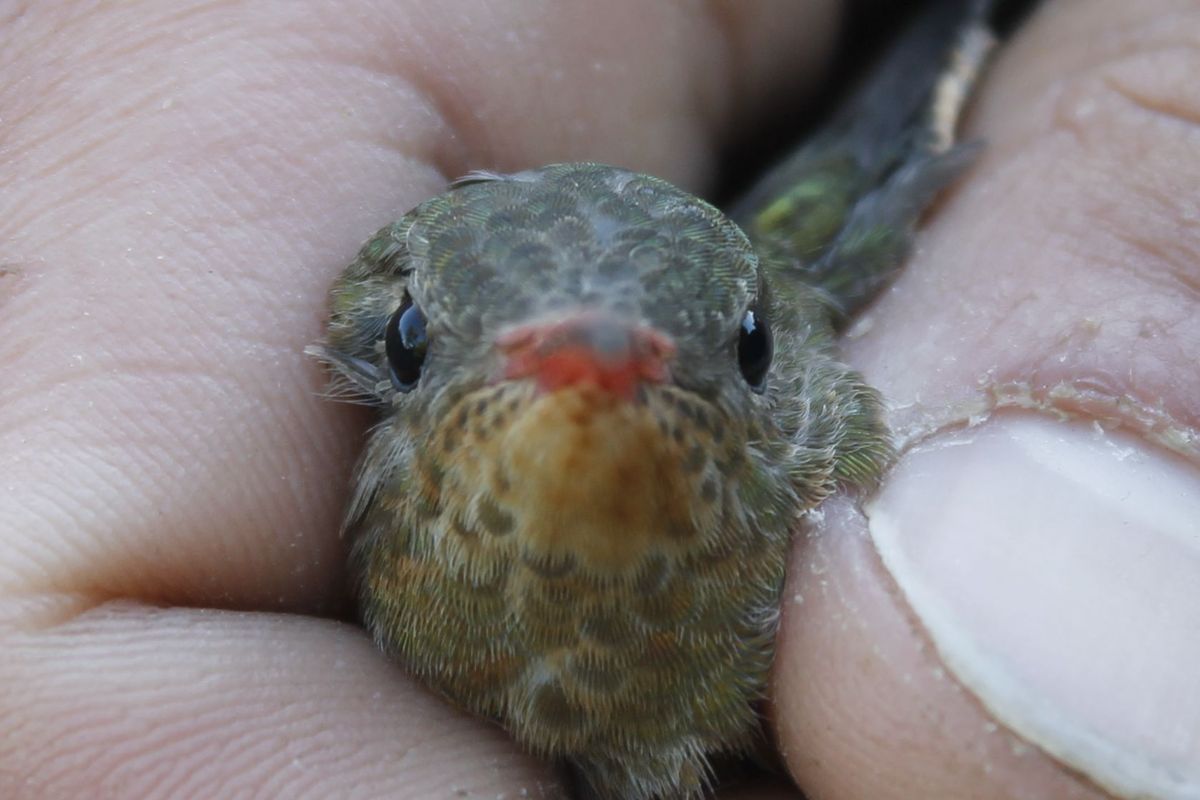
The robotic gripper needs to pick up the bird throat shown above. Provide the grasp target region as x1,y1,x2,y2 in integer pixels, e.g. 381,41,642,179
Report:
437,382,715,574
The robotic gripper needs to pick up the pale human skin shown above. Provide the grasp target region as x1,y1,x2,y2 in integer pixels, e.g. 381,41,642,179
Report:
1,1,1197,799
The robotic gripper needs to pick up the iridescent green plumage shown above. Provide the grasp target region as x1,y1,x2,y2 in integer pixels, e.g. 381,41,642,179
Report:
735,0,993,321
311,4,996,798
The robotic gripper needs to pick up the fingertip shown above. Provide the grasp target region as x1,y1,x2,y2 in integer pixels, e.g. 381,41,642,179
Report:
770,497,1110,800
0,604,564,800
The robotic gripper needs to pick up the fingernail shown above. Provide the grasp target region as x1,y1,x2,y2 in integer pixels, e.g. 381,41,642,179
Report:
866,415,1200,800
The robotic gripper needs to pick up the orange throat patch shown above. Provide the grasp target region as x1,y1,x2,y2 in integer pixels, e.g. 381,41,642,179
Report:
439,382,720,574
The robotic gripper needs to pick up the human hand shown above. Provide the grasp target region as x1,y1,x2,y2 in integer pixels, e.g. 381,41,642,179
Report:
1,2,1195,799
773,2,1199,797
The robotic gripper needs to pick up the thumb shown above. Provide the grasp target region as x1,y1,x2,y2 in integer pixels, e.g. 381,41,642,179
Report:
772,1,1200,798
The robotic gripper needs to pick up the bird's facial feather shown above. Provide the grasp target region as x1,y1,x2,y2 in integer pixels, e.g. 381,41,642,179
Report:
401,164,762,400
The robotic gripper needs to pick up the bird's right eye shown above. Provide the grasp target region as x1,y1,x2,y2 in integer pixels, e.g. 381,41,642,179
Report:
385,295,428,392
737,306,772,393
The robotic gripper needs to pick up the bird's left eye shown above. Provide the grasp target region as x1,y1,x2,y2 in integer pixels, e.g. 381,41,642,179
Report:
385,295,428,392
737,307,772,393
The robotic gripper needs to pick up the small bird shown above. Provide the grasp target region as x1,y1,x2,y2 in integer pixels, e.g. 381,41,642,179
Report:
311,3,996,797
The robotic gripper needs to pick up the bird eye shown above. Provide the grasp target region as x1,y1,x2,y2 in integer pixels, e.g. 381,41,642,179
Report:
385,296,428,392
737,307,772,393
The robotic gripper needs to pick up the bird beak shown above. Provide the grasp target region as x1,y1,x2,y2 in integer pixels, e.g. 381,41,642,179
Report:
495,311,675,401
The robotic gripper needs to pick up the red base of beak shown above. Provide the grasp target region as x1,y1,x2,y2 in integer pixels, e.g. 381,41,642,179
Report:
497,313,675,400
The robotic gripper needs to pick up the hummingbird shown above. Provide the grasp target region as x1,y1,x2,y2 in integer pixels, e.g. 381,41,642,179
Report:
310,2,997,797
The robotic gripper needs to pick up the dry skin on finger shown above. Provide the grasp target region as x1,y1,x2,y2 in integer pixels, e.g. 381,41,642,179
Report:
774,0,1200,798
